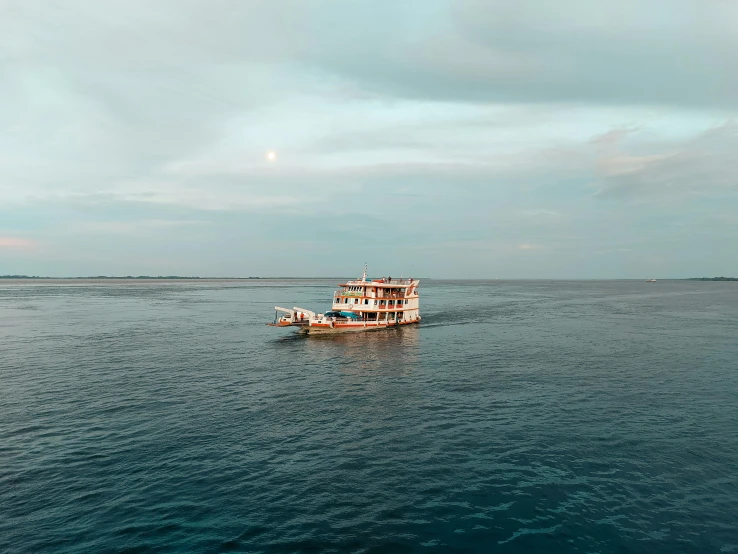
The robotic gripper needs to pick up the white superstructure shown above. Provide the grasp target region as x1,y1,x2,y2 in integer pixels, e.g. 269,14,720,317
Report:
268,266,420,333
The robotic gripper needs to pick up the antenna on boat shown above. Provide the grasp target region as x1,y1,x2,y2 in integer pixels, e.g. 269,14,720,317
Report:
362,263,367,282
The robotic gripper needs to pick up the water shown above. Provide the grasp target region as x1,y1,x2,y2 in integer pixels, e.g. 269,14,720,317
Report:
1,279,737,553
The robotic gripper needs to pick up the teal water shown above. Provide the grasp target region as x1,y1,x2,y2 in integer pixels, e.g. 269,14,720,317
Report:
1,279,737,553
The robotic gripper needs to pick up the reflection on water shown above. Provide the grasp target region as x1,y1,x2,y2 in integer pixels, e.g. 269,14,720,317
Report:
297,326,421,377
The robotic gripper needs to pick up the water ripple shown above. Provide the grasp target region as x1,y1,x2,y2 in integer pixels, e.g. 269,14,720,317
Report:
1,280,737,552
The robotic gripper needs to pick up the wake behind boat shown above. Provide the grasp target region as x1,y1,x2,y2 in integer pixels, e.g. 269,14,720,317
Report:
267,266,420,334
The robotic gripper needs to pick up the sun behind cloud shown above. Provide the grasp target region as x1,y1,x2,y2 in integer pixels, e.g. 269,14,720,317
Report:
266,151,277,162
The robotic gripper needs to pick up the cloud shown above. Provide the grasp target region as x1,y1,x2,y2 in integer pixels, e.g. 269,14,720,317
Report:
0,237,36,248
593,121,738,200
305,0,738,108
591,127,640,147
63,219,211,236
521,209,563,218
1,1,737,277
0,0,320,207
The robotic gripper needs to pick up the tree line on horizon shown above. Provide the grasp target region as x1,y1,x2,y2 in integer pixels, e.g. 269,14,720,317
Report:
687,276,738,281
0,275,203,279
0,275,333,280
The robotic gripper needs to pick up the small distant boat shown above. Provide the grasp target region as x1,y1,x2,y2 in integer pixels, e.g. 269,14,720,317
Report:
646,279,657,283
267,265,420,334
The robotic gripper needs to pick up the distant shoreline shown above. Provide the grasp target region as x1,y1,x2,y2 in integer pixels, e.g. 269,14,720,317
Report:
0,275,429,281
686,277,738,281
0,275,334,280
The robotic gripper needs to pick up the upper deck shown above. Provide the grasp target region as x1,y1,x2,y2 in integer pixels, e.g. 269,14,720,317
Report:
333,267,420,314
338,277,417,288
334,276,419,304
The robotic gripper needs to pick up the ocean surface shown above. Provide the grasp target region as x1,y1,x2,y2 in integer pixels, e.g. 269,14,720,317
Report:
1,279,737,553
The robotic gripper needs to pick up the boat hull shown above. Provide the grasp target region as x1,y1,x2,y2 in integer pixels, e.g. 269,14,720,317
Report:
301,319,420,334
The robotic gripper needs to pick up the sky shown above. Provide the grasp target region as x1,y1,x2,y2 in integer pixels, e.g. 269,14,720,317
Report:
1,0,737,278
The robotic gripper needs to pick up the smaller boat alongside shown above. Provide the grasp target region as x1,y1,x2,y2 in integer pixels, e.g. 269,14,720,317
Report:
646,279,657,283
267,266,420,334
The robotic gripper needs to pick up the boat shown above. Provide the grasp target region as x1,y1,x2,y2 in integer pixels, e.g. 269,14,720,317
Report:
267,266,420,334
646,278,657,282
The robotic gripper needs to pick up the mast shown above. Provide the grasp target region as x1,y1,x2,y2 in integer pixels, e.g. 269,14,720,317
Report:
361,263,367,282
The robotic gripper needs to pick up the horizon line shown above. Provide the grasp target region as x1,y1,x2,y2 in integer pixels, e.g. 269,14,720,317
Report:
1,275,736,281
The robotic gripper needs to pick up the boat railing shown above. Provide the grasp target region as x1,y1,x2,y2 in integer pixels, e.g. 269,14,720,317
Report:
371,278,414,285
334,290,408,299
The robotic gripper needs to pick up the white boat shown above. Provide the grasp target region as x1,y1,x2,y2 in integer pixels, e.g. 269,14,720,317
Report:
646,278,657,282
267,266,420,334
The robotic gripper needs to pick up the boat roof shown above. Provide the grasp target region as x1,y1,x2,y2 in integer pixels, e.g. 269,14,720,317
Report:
338,278,418,288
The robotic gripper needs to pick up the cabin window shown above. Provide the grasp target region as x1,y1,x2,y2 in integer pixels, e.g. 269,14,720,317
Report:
364,299,368,304
335,298,339,303
344,298,349,303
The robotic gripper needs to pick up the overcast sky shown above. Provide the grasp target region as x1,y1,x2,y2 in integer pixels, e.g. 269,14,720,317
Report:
1,0,737,278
